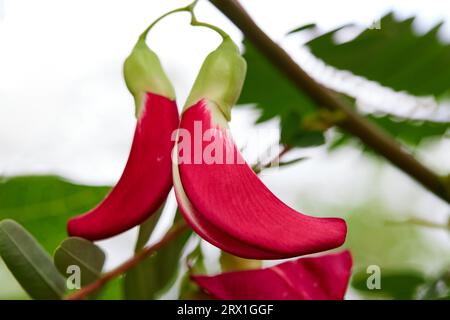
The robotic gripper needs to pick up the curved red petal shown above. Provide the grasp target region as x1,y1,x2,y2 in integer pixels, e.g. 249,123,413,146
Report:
177,100,346,258
192,250,352,300
68,93,179,240
174,163,286,259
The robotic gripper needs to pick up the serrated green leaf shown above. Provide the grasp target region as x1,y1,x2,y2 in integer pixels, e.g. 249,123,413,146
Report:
124,229,191,300
0,219,66,300
371,115,449,145
351,269,426,299
332,114,449,149
54,237,105,287
239,39,326,148
303,12,450,99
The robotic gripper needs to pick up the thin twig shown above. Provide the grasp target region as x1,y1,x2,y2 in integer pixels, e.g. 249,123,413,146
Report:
65,220,189,300
209,0,450,204
253,145,292,173
386,218,450,230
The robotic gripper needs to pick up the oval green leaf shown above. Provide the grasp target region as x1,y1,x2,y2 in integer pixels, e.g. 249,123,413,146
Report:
351,269,426,299
54,237,105,287
0,219,66,300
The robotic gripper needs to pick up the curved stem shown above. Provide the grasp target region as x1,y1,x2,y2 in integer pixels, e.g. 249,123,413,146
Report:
190,12,229,39
140,7,188,40
387,218,450,230
140,0,229,41
65,220,189,300
253,145,292,174
209,0,450,204
139,0,201,40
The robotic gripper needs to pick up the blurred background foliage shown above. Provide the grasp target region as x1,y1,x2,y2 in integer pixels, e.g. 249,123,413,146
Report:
0,176,110,299
1,8,449,300
240,12,449,151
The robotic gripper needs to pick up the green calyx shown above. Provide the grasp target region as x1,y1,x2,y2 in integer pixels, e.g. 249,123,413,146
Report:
123,37,175,115
184,36,247,121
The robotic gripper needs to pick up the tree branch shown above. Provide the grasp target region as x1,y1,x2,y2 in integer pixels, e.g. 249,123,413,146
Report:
209,0,450,204
65,220,189,300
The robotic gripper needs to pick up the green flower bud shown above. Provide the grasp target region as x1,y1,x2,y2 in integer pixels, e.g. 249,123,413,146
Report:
123,37,175,115
185,37,247,121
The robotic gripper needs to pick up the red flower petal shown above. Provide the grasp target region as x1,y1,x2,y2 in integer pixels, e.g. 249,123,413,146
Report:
174,99,346,259
192,250,352,300
68,92,179,240
174,166,285,259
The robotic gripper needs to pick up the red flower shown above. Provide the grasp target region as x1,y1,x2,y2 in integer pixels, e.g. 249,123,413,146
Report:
68,38,178,240
192,250,352,300
174,100,346,259
173,37,346,259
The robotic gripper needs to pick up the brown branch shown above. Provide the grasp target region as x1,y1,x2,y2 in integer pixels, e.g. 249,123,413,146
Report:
209,0,450,204
65,220,189,300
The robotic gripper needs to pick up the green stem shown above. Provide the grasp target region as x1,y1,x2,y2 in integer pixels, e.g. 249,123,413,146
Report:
139,0,201,40
65,220,189,300
139,7,188,40
190,12,229,39
140,0,229,41
387,218,450,230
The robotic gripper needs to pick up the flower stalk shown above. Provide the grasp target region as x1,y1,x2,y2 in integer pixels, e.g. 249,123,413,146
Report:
65,220,189,300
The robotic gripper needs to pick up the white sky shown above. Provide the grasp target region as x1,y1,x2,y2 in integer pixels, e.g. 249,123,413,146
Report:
0,1,449,271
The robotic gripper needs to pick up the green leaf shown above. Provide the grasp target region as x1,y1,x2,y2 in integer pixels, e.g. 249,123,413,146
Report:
351,269,426,299
303,12,450,99
0,258,29,299
240,35,449,151
179,243,209,300
0,219,66,300
332,115,449,148
120,205,164,300
239,39,325,148
370,115,449,145
0,176,110,254
95,276,124,300
54,237,105,287
134,205,164,252
287,23,317,35
123,229,192,300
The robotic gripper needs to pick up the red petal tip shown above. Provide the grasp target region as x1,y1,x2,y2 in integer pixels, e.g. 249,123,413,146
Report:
68,93,179,241
175,100,347,259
